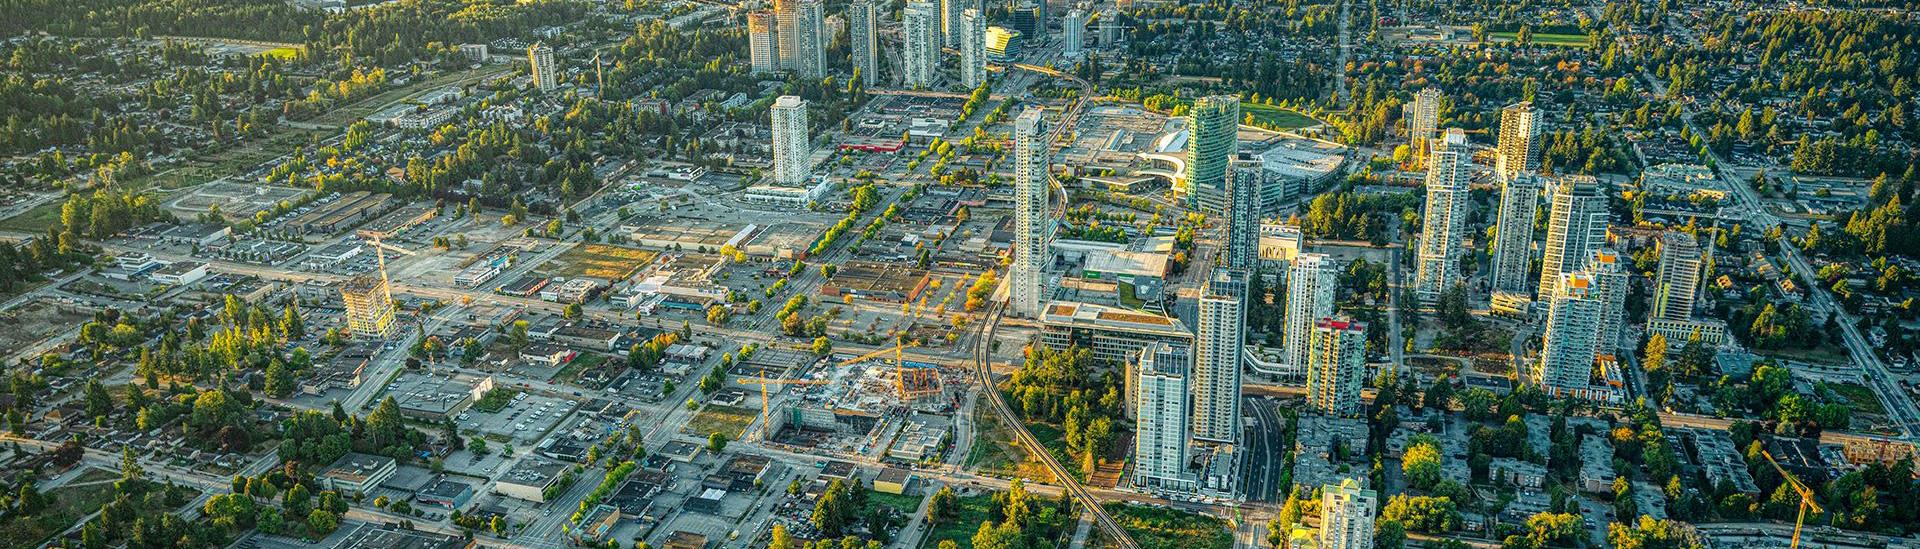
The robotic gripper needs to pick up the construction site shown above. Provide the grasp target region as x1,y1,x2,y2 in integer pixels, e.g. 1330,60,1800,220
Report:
731,341,965,465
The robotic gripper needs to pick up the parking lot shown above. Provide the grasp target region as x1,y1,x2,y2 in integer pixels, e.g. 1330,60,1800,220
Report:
460,391,578,444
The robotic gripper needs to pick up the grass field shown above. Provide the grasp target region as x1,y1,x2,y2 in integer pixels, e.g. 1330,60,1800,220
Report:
864,490,925,516
311,65,512,127
686,404,759,439
1490,31,1587,47
0,200,62,232
924,492,1073,549
260,47,300,60
964,404,1056,482
0,469,119,547
551,352,610,384
1242,103,1321,130
1757,343,1853,366
542,244,659,280
1103,503,1234,549
1826,382,1888,416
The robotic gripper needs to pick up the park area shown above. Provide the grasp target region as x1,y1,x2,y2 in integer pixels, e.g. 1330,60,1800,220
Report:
1491,31,1586,47
540,243,658,281
964,406,1056,482
1242,103,1321,131
1101,503,1235,549
925,492,1074,549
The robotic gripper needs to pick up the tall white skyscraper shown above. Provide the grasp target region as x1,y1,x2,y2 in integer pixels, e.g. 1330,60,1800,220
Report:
747,12,780,74
528,42,557,91
1305,318,1367,418
1320,479,1378,549
775,0,826,78
941,0,977,50
1222,160,1262,271
770,96,810,187
902,0,940,88
1489,173,1542,296
1538,175,1608,299
1098,7,1120,46
1132,342,1194,492
1414,129,1469,303
1540,272,1601,392
1652,231,1702,322
1406,88,1441,156
1009,108,1050,317
1191,269,1246,443
1063,8,1087,57
1284,253,1337,369
848,0,880,84
1496,101,1540,181
1587,248,1628,356
958,8,987,88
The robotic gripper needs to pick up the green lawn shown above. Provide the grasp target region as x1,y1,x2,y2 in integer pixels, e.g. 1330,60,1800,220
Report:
865,490,924,516
1490,31,1587,47
685,404,759,439
1241,103,1320,130
0,470,119,547
1825,382,1888,416
1103,503,1234,549
1024,421,1084,480
0,200,63,232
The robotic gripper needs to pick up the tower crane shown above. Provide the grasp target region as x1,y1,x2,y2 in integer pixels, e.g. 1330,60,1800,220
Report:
737,370,828,442
1761,449,1824,549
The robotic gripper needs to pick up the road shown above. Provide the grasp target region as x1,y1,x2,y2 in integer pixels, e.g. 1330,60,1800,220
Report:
1649,66,1920,443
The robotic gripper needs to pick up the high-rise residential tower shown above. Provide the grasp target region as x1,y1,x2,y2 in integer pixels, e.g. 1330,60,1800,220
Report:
1185,95,1240,214
1538,175,1608,299
1305,318,1367,417
958,8,987,88
941,0,975,50
1222,160,1262,271
1320,479,1378,549
1496,101,1540,181
848,0,880,84
1652,231,1702,322
1414,129,1470,303
747,12,780,74
1132,342,1195,492
1010,108,1050,317
1587,248,1628,356
1191,269,1246,443
770,96,810,187
341,273,396,339
1063,8,1087,57
902,0,940,88
1406,88,1441,157
528,42,557,91
775,0,826,78
1540,272,1601,392
1490,173,1542,296
1285,253,1338,369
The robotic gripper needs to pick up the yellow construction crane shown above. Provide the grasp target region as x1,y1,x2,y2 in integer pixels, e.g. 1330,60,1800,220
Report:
736,371,828,442
1761,449,1824,549
837,337,940,398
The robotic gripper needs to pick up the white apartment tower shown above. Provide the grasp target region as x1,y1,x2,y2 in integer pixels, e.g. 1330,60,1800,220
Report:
902,0,941,88
1192,269,1246,443
1063,8,1087,57
528,42,557,91
1222,160,1262,271
1587,248,1628,356
1305,318,1367,418
1540,272,1601,393
1652,231,1702,322
1538,175,1608,299
1099,7,1120,46
959,8,987,88
1009,108,1050,317
1284,253,1338,370
941,0,974,50
770,96,810,187
748,12,780,74
1414,129,1470,303
1496,101,1540,181
1490,173,1542,296
848,0,880,84
1320,479,1378,549
1132,342,1195,492
1406,88,1442,156
776,0,827,79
